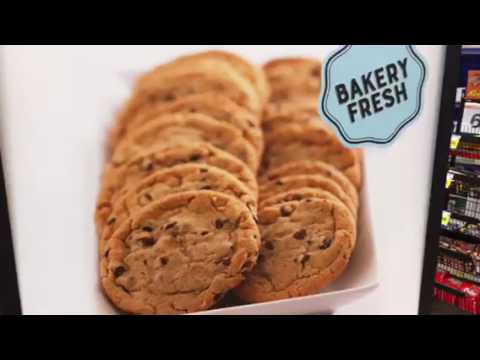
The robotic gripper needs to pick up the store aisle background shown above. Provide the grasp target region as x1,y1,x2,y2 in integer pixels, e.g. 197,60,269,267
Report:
0,45,445,315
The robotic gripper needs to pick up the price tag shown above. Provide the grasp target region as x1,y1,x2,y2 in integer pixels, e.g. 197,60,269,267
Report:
446,173,454,189
450,135,461,150
441,211,451,227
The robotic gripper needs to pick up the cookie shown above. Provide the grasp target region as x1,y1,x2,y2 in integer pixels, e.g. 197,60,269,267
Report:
99,164,258,251
261,123,362,189
174,50,270,104
235,197,355,303
263,112,320,134
259,175,357,217
134,58,262,114
263,58,321,102
260,187,357,249
96,143,258,238
262,97,319,132
260,160,359,208
100,191,260,315
111,113,260,173
110,93,263,154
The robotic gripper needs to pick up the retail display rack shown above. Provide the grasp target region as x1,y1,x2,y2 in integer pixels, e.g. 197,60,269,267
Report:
434,50,480,314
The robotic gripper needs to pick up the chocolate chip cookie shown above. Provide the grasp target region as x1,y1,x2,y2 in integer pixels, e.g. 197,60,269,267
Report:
235,197,355,303
262,97,319,133
260,160,359,208
174,50,270,104
259,175,357,217
134,58,262,114
261,123,362,189
99,164,258,251
110,93,263,154
111,113,259,173
96,143,258,239
101,191,260,315
263,58,321,103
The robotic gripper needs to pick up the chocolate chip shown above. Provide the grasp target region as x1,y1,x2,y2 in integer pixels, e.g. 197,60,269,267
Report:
190,154,201,162
139,193,153,205
319,238,332,250
200,168,209,173
104,249,110,258
142,226,154,232
294,229,307,240
164,93,176,101
200,185,212,190
301,254,311,265
142,238,157,247
114,266,126,278
258,254,265,262
280,205,294,217
242,260,253,270
215,219,225,229
291,194,303,201
247,120,256,128
160,257,169,266
276,180,284,186
107,217,116,226
201,231,209,236
311,66,321,78
165,222,177,230
265,242,274,250
222,259,231,266
262,158,271,169
119,285,130,294
145,162,154,172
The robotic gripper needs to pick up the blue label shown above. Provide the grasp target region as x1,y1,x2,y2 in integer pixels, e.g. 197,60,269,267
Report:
320,45,426,147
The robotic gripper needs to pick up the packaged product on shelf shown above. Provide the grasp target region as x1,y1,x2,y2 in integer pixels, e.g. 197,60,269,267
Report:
465,70,480,101
460,102,480,134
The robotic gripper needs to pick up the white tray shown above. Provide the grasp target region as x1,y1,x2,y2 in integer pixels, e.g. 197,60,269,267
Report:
94,70,379,315
95,167,378,315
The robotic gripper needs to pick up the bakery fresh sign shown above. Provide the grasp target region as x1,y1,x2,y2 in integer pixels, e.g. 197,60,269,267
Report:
320,45,426,146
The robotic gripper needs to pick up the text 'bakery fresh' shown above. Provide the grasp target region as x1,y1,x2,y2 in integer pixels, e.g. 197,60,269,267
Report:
335,58,409,123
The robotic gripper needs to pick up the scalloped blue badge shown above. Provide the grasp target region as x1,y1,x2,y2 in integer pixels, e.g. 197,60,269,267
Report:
320,45,426,147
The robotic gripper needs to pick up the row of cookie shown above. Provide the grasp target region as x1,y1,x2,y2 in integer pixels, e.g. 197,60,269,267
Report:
96,51,270,314
233,58,362,302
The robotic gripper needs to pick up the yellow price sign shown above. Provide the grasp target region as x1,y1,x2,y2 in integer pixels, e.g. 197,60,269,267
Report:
446,173,454,189
441,211,451,226
450,135,461,150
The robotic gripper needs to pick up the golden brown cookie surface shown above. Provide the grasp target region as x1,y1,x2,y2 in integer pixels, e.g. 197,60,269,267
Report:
99,164,258,252
261,123,362,189
101,191,260,315
110,93,263,154
112,113,260,173
260,160,359,208
264,58,321,103
235,197,355,303
259,174,357,217
174,50,270,104
135,58,262,114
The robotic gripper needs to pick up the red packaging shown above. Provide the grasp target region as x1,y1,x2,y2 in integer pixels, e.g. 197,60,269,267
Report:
466,70,480,100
